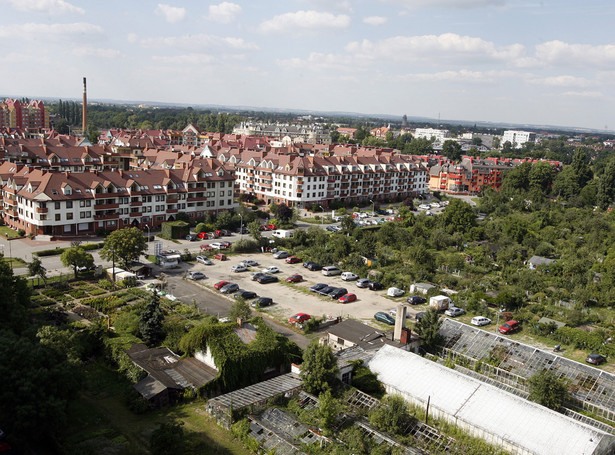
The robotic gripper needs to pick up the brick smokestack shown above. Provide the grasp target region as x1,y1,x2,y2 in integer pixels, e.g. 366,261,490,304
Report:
82,77,87,135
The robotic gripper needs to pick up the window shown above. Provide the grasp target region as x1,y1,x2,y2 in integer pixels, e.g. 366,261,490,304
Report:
67,213,73,220
55,214,61,221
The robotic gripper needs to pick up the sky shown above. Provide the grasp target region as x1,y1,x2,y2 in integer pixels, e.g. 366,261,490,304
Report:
2,0,615,130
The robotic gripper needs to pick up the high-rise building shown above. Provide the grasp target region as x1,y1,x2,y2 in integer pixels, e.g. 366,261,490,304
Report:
0,99,49,130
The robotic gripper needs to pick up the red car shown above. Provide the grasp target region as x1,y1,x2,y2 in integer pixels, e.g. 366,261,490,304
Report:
213,253,227,260
499,320,520,335
220,241,231,249
286,256,302,264
286,274,303,283
197,232,208,240
214,280,230,290
266,224,277,230
215,230,224,237
289,313,311,325
339,293,357,303
200,244,214,251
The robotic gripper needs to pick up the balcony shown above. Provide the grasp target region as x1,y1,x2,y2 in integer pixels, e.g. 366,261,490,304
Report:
187,196,208,202
36,207,48,213
6,209,18,217
94,213,119,220
130,201,143,206
94,203,119,210
130,212,142,217
167,208,178,214
166,196,179,203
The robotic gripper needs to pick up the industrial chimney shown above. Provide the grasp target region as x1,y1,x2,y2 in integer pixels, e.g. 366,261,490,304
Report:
82,77,87,135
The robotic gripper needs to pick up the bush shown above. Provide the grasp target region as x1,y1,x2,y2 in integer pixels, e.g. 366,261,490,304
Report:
17,229,25,237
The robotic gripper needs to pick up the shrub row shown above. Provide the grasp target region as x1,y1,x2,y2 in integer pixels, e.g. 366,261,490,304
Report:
34,242,103,257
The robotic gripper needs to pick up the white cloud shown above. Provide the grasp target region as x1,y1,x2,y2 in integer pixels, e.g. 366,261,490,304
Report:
345,33,525,64
527,75,591,88
139,33,258,51
400,69,517,83
535,40,615,68
259,10,351,34
363,16,387,26
301,0,353,13
127,33,138,44
155,4,186,23
152,53,214,65
562,91,602,98
277,52,356,72
382,0,504,9
206,2,242,24
3,0,84,15
72,47,123,59
0,22,103,40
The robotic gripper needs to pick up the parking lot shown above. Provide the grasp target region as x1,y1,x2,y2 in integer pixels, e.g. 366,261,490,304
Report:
183,250,422,327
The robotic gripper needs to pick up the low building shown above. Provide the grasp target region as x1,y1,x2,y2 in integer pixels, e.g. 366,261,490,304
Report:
502,130,536,148
528,255,555,270
369,345,615,455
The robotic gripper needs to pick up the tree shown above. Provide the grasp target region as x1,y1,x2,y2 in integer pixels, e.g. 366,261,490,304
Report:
369,395,414,435
442,140,463,161
248,219,263,244
318,389,339,434
60,246,94,278
277,203,293,223
301,339,339,395
414,307,443,352
528,162,554,193
99,227,147,270
139,290,164,346
340,215,356,235
150,422,186,455
440,199,476,233
404,137,433,155
228,298,252,320
28,256,47,285
528,369,568,410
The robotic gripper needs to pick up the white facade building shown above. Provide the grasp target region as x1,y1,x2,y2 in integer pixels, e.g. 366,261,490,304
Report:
414,128,450,142
502,130,536,148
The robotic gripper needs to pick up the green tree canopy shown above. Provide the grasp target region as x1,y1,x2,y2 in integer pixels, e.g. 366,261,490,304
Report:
528,369,568,410
442,140,463,161
368,395,414,435
301,339,339,395
99,227,147,270
414,307,443,352
139,291,165,346
60,246,94,278
228,299,252,320
440,199,476,233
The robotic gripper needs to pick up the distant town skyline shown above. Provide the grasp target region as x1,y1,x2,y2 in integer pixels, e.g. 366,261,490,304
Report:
2,0,614,131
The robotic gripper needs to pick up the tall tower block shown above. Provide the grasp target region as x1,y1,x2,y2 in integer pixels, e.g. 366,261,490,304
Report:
82,77,87,134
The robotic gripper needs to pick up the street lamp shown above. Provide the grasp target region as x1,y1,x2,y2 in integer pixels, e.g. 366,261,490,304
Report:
239,213,244,238
145,224,150,252
317,205,324,226
370,199,375,215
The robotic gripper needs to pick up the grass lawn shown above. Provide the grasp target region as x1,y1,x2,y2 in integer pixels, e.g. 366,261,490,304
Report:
0,226,21,238
3,256,26,267
63,361,250,455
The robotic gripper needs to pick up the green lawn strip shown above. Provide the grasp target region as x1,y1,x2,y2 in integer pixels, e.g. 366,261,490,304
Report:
0,226,21,238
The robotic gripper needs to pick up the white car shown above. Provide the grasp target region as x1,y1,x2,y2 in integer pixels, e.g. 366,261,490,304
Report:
196,255,213,265
430,202,441,208
388,308,412,318
210,242,223,249
341,272,358,281
387,287,405,297
471,316,492,327
445,307,465,317
240,259,259,267
262,266,280,274
231,264,248,273
418,204,431,210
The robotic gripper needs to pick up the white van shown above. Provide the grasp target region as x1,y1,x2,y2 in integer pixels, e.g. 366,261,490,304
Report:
272,229,294,238
322,266,342,276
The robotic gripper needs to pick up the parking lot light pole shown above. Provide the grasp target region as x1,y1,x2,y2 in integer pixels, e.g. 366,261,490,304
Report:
239,213,243,238
145,225,150,252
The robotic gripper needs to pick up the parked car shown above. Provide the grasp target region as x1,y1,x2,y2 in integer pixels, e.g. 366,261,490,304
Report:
208,231,219,239
220,241,231,249
252,297,274,308
286,274,303,283
185,234,198,241
273,251,290,259
309,283,328,292
303,261,323,271
407,295,427,305
374,311,395,325
317,285,336,296
266,224,277,230
200,244,214,251
214,280,230,290
234,290,257,300
250,272,266,281
415,312,426,322
285,256,302,264
471,316,492,327
289,313,311,325
196,255,213,265
389,308,412,318
262,266,280,274
210,242,224,249
339,293,357,303
356,278,371,288
499,320,520,334
387,287,405,297
231,264,248,273
188,271,206,280
220,283,240,294
197,232,209,240
213,253,227,261
322,266,342,276
240,259,259,267
369,281,384,291
215,230,225,237
586,353,607,365
257,274,279,284
445,307,465,317
341,272,358,281
76,264,95,272
328,287,348,299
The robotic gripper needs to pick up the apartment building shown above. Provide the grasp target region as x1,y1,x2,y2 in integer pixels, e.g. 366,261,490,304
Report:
414,128,450,142
2,163,237,237
234,151,428,209
502,130,536,148
233,122,330,144
0,99,49,130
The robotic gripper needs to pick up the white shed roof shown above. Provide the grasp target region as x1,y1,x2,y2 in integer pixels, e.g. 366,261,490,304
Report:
369,345,615,455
